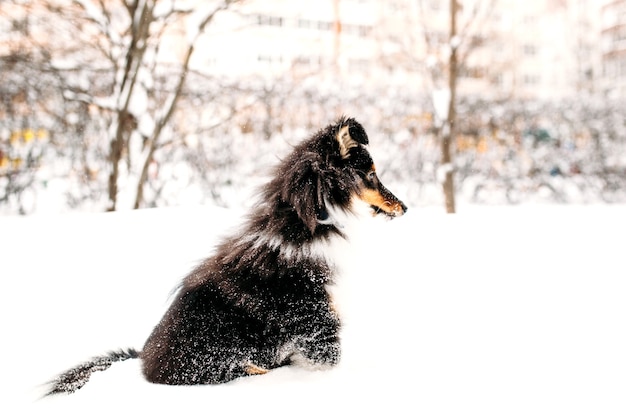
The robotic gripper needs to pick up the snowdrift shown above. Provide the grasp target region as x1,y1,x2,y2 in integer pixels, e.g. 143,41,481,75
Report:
1,204,625,416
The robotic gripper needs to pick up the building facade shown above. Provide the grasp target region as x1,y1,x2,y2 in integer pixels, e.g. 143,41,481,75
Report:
601,0,626,97
192,0,609,99
0,0,619,100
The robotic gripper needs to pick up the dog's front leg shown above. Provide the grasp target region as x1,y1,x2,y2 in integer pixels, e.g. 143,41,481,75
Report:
281,305,341,370
290,333,340,370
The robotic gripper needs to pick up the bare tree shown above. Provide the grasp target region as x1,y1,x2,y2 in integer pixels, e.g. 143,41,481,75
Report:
441,0,459,213
384,0,496,212
1,0,242,212
428,0,497,213
0,2,73,213
131,0,241,209
65,0,241,211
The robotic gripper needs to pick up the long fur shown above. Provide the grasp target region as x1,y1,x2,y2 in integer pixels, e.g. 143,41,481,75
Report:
46,116,407,394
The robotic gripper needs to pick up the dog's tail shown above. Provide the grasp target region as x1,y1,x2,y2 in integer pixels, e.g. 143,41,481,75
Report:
45,348,139,396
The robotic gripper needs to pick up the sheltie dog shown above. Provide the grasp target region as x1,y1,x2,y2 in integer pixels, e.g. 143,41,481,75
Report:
47,116,407,395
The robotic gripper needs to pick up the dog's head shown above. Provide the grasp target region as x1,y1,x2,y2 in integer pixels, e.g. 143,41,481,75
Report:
276,117,407,235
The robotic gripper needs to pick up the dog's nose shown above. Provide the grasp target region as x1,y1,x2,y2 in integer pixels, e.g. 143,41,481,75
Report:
390,201,407,217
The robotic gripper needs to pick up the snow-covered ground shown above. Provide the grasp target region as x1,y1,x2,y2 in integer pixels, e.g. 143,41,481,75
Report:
1,203,625,416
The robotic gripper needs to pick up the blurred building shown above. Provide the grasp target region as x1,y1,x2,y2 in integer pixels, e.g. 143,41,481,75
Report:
600,0,626,97
486,0,601,99
191,0,381,87
193,0,608,99
0,0,620,99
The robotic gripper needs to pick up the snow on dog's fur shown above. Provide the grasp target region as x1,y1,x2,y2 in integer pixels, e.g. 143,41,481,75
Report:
46,117,407,394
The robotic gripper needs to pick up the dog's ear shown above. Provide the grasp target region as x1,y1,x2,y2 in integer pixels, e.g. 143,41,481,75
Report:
282,157,327,235
336,125,359,160
335,118,369,159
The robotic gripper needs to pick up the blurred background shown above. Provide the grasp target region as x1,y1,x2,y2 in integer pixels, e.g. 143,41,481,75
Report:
1,0,624,215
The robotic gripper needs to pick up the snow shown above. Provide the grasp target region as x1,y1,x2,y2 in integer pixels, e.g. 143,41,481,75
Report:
1,203,625,416
436,162,454,183
432,88,451,122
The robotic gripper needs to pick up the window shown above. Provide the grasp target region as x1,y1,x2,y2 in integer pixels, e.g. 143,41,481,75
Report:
342,23,372,37
257,55,283,64
257,15,283,27
297,18,312,29
317,21,333,31
523,44,537,56
294,56,321,67
523,74,540,85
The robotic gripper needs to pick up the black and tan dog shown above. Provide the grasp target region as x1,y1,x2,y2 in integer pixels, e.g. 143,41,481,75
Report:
47,117,407,394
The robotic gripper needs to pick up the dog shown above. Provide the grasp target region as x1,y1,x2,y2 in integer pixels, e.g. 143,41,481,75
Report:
46,116,407,394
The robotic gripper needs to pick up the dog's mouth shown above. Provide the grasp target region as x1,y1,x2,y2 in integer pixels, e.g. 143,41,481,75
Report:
370,204,404,219
357,189,407,219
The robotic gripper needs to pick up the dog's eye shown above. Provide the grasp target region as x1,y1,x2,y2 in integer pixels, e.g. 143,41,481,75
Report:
367,171,376,181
